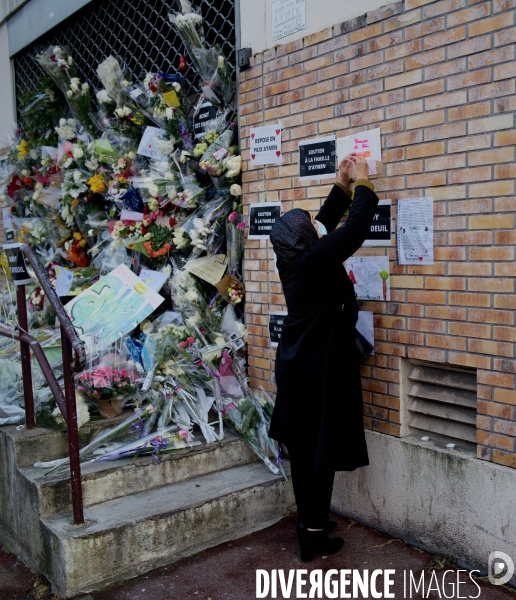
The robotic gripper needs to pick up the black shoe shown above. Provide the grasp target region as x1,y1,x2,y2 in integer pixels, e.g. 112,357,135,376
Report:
298,529,344,562
296,519,337,541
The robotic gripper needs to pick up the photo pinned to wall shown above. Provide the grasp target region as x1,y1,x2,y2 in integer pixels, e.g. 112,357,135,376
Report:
397,197,434,265
298,136,336,181
336,128,381,175
250,124,282,166
364,199,393,246
346,255,390,301
269,311,287,347
248,202,282,239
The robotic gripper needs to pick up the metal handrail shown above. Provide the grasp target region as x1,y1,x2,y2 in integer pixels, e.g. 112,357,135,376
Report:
1,244,85,525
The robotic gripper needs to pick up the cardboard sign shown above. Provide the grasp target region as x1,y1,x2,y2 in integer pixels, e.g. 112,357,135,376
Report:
248,203,282,239
137,126,167,159
193,103,219,139
269,311,287,347
184,254,228,286
3,243,32,285
299,136,336,181
337,128,381,176
250,124,282,166
364,200,392,246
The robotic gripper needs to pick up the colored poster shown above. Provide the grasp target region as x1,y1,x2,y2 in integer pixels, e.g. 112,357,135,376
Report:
336,128,381,175
65,264,164,349
299,136,336,181
346,255,390,301
397,197,434,265
250,124,282,166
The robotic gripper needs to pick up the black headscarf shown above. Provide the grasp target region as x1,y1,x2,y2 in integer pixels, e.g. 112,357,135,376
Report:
270,208,318,277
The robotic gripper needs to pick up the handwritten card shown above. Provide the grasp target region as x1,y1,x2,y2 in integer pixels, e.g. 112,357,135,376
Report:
54,265,74,297
337,128,381,176
137,125,167,160
138,268,168,292
184,254,228,286
250,124,282,166
397,197,434,265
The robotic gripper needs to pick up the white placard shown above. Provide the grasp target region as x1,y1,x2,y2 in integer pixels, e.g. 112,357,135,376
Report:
184,254,228,286
54,265,74,297
337,128,381,176
397,197,434,265
271,0,306,42
138,268,168,292
346,255,390,301
137,125,167,159
250,124,282,166
120,210,144,222
356,311,374,355
2,208,12,229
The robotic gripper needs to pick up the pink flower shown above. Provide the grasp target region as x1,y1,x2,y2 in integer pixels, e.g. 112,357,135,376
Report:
228,211,238,223
179,430,189,439
179,341,187,349
236,221,245,231
186,336,195,345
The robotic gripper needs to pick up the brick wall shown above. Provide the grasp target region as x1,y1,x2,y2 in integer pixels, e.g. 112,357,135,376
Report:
239,0,516,468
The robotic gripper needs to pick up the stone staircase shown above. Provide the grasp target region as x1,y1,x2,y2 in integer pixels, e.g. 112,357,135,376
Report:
0,419,294,597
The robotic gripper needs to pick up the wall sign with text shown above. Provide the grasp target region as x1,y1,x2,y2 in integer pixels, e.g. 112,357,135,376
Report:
269,311,287,347
193,103,219,139
250,124,282,166
299,136,336,181
364,200,393,246
248,203,282,239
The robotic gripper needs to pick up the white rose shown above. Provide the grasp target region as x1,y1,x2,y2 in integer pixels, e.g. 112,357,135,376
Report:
172,82,181,92
81,82,89,92
72,146,83,159
230,183,242,196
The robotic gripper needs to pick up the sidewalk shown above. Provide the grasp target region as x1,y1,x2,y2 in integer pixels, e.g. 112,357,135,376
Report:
1,513,514,599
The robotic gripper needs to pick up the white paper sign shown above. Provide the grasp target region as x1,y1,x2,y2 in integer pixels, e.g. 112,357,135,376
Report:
250,124,282,166
2,208,12,229
271,0,306,42
184,254,228,286
120,210,144,222
137,126,167,159
346,255,390,301
337,128,381,176
138,268,168,292
54,265,74,297
356,311,374,355
397,197,434,265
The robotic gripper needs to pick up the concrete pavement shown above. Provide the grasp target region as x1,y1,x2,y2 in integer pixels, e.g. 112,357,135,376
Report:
1,513,515,599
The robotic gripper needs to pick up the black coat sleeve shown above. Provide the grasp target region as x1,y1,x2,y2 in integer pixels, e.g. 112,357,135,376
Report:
315,184,352,233
309,185,379,264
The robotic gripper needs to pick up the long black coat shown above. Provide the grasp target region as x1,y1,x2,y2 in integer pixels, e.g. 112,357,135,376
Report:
268,183,379,471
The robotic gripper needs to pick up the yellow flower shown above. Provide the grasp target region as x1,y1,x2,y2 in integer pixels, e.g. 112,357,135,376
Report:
17,139,30,160
87,173,106,193
73,232,82,240
79,239,87,247
119,177,127,184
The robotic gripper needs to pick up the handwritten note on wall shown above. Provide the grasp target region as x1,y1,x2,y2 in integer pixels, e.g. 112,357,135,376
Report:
397,197,434,265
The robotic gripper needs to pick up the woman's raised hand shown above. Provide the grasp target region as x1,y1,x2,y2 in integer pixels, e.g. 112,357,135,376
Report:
337,154,355,188
354,155,369,180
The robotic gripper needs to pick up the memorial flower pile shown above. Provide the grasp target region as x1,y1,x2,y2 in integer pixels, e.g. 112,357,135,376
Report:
0,11,284,478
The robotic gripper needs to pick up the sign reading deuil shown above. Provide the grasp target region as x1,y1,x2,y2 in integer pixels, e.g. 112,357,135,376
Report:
364,200,393,246
250,124,282,166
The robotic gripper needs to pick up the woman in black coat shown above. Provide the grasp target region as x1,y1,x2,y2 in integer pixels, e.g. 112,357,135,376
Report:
269,155,379,561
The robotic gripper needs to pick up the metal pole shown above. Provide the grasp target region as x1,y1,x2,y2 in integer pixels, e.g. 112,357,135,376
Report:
16,284,35,429
61,325,84,525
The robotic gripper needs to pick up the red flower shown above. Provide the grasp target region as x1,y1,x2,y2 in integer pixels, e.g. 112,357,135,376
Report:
7,175,23,199
50,54,56,61
169,217,177,227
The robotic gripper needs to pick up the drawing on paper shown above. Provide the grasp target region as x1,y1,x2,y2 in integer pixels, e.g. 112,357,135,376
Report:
346,255,390,301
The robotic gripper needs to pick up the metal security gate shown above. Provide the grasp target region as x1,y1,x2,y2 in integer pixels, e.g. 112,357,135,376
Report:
13,0,236,122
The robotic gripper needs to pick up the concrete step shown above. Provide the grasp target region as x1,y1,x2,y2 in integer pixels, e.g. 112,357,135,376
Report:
42,460,294,597
19,432,258,518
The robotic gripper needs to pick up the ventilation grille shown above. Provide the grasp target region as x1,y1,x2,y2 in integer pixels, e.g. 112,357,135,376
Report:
406,361,477,446
12,0,236,124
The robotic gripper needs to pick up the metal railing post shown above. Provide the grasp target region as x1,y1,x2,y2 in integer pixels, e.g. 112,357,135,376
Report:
61,325,85,525
16,284,35,429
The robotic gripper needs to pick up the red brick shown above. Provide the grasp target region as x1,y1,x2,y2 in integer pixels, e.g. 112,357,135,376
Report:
469,12,514,36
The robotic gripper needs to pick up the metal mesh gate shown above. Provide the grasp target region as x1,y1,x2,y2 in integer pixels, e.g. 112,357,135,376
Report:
13,0,236,123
